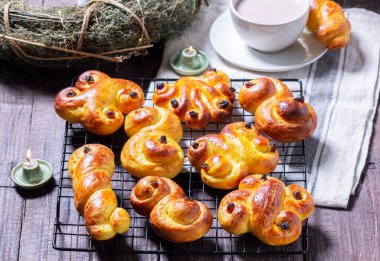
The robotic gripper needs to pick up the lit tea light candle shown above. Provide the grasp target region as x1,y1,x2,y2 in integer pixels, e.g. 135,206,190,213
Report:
22,149,41,184
11,148,53,190
182,46,197,57
24,149,38,169
170,45,209,76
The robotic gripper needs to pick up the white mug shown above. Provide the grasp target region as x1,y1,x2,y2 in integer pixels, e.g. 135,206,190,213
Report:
229,0,310,53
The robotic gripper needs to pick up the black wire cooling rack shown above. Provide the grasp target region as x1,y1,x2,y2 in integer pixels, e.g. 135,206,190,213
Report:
53,78,308,256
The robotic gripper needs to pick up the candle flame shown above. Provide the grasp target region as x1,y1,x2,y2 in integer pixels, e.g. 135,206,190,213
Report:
26,148,32,161
183,45,196,56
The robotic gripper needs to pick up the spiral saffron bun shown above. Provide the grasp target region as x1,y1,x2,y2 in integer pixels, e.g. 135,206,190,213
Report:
307,0,351,50
121,133,184,179
152,69,235,129
54,70,144,135
218,175,315,246
238,78,317,142
121,107,184,179
130,176,213,242
124,107,182,142
68,144,130,240
188,122,279,189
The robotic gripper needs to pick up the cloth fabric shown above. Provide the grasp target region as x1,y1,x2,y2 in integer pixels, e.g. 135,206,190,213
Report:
156,0,380,208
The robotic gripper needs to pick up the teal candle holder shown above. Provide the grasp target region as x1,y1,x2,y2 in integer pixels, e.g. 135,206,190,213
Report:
11,156,53,190
170,46,209,76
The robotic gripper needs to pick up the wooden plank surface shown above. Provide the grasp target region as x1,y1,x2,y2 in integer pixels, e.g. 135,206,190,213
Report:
0,188,24,260
0,0,378,261
15,73,79,261
0,71,32,187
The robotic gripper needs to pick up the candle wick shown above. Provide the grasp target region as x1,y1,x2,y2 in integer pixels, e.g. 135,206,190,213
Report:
24,158,30,167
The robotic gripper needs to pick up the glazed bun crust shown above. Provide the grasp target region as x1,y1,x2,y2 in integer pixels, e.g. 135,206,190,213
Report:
130,176,213,242
54,70,144,135
218,175,315,246
238,78,317,142
121,106,184,179
121,132,184,179
153,69,235,129
307,0,351,50
68,144,130,240
188,122,279,189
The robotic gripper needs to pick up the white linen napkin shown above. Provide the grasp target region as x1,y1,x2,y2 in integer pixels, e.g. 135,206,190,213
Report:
156,0,380,208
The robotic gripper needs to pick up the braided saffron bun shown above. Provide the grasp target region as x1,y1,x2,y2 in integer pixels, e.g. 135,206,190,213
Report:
152,69,235,129
218,175,315,246
121,107,184,179
188,122,279,189
130,176,213,242
54,70,144,135
238,78,317,142
68,144,130,240
307,0,351,50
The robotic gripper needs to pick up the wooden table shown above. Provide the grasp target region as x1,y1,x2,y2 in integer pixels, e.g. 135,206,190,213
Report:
0,1,379,260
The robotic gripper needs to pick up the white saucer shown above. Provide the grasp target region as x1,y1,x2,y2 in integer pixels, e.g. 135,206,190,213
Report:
210,11,328,72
